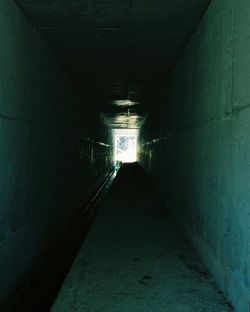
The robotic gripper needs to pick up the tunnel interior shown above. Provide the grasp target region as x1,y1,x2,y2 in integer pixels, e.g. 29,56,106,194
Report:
0,0,249,311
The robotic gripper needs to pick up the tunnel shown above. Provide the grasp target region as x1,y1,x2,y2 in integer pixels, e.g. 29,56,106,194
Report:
0,0,249,311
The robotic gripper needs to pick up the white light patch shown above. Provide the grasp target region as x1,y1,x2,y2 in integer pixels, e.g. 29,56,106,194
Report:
113,129,139,163
113,100,138,107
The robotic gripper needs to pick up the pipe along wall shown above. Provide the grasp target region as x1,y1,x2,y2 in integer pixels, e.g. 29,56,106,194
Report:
0,0,250,312
140,1,250,311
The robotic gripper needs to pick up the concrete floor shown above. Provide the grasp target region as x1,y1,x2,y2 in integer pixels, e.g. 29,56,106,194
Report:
51,164,233,312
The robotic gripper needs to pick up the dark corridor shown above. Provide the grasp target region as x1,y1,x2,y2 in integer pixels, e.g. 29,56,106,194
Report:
0,1,249,312
52,163,232,312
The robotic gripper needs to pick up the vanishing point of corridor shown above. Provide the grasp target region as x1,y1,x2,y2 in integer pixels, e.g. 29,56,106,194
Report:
1,0,250,311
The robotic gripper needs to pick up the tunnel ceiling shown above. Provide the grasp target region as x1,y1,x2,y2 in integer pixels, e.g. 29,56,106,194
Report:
15,0,210,128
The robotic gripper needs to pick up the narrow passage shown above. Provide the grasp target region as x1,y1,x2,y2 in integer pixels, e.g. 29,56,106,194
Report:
52,164,232,312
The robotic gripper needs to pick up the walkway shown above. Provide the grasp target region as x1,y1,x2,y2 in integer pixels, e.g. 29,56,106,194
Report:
52,164,232,312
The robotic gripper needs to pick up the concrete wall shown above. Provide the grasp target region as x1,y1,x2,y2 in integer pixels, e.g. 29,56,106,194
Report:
140,1,250,311
0,0,112,309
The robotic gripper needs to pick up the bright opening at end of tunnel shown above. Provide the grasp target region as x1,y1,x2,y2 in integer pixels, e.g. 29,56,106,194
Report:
113,129,138,164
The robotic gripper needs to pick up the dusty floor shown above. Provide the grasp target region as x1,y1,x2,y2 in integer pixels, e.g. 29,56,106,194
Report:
52,163,233,312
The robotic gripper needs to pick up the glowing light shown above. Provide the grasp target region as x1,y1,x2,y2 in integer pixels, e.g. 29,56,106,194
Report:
113,100,137,107
113,129,138,163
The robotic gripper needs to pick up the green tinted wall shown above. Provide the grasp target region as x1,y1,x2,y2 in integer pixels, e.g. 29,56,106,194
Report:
140,1,249,311
0,0,112,309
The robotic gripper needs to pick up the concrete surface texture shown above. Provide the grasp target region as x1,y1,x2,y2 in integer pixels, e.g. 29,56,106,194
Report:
0,0,249,311
52,164,233,312
139,1,250,311
0,0,112,309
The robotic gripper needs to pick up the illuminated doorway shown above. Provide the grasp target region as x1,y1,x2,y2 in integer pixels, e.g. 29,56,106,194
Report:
115,135,137,163
113,129,138,164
